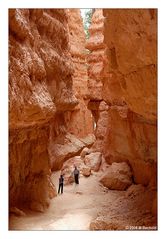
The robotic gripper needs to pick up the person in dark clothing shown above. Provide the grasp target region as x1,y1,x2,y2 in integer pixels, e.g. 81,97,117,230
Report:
73,166,79,184
58,174,64,194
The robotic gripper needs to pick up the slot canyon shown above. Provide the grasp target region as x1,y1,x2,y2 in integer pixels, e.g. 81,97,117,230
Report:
9,9,157,230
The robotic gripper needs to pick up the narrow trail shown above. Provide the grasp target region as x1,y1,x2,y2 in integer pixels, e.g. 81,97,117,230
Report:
9,172,124,230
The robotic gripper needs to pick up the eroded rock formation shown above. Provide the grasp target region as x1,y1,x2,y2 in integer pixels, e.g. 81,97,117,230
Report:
67,9,94,138
102,9,157,187
9,9,78,211
86,9,109,152
86,9,157,187
50,133,95,170
85,9,157,229
48,9,95,170
9,9,95,212
9,9,157,229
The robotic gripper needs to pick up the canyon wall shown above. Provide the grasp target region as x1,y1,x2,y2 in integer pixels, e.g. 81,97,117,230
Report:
86,9,109,152
48,9,95,171
9,9,77,211
9,9,95,211
9,8,157,215
66,9,94,138
102,9,157,186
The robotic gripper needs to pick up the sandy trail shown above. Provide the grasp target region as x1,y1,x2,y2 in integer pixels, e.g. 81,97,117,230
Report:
9,172,124,230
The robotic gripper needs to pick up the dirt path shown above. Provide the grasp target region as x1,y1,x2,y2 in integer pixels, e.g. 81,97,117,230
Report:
9,171,124,230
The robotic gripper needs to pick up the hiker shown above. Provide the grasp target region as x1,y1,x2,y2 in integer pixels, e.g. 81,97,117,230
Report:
58,174,64,194
73,166,80,185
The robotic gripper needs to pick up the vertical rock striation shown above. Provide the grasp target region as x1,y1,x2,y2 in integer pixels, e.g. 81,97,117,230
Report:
67,9,94,138
103,9,157,186
48,10,95,171
86,9,109,152
9,9,77,211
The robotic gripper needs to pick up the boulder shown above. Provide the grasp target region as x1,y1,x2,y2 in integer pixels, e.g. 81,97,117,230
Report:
80,147,90,158
82,167,91,177
99,162,133,190
84,152,102,172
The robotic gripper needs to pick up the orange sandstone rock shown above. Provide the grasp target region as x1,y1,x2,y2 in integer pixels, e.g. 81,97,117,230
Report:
67,9,94,138
9,9,77,211
103,9,157,186
99,162,133,190
84,152,102,172
49,133,95,170
86,10,109,152
86,9,106,101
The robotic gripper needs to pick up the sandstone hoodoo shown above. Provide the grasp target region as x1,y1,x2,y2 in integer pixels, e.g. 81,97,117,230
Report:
9,9,157,231
67,9,94,138
86,9,109,153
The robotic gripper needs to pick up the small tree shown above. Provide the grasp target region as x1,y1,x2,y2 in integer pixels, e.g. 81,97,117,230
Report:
83,9,93,39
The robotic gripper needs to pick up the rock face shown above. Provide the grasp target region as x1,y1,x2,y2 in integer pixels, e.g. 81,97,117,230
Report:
102,9,157,186
99,162,133,190
67,9,94,138
84,152,102,172
88,10,157,229
49,133,95,170
103,9,157,120
86,9,109,152
48,9,96,172
86,9,105,101
9,9,96,211
87,9,157,186
9,9,78,211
